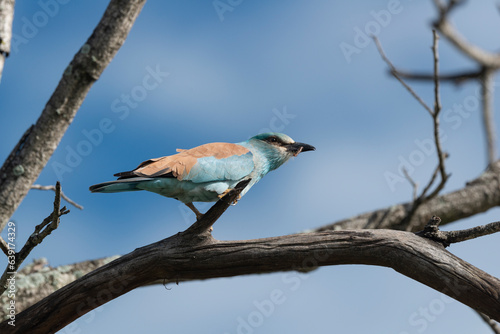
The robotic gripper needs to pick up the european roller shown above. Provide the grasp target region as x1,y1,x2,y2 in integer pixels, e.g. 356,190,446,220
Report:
89,133,315,219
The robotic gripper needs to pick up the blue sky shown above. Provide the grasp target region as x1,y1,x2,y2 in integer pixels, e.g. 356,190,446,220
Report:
1,1,500,333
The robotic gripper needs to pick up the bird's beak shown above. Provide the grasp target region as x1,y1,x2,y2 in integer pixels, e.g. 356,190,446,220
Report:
286,142,316,157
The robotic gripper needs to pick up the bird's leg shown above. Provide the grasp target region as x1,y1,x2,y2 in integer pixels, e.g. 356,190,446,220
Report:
185,202,204,220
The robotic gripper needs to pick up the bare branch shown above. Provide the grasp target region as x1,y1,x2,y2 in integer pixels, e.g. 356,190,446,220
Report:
480,68,497,164
0,182,69,295
0,0,15,82
0,237,8,257
183,179,250,237
433,0,500,68
0,256,120,320
402,167,418,201
314,159,500,232
0,0,146,232
389,68,482,85
416,215,500,247
373,36,434,115
31,184,83,210
2,227,499,333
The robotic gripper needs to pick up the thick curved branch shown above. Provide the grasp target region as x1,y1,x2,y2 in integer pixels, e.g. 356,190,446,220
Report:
2,228,499,333
0,0,146,231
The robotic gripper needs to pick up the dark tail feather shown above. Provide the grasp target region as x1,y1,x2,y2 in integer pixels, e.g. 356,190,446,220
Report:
89,178,152,193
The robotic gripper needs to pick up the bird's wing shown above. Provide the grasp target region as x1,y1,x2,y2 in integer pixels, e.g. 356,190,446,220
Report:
114,143,254,183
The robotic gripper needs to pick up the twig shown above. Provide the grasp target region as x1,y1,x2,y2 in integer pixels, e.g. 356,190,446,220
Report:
31,184,83,210
427,29,448,199
480,68,497,165
477,311,500,334
0,236,8,256
0,182,69,294
373,36,434,116
389,68,482,85
375,31,449,225
416,216,500,247
401,167,418,201
183,179,251,237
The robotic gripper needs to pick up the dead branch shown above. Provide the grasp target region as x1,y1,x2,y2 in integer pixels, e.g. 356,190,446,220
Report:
417,216,500,247
0,0,146,232
314,159,500,232
31,184,83,210
2,223,499,333
0,182,69,295
388,68,482,85
374,31,449,226
480,68,497,164
433,0,500,68
0,0,15,82
373,36,433,116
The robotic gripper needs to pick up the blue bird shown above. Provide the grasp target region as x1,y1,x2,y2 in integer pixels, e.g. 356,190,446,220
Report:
89,133,315,219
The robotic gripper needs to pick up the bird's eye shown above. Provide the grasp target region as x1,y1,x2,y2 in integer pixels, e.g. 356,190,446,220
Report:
267,137,278,143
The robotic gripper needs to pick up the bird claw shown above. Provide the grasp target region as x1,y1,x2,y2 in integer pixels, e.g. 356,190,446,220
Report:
218,189,241,205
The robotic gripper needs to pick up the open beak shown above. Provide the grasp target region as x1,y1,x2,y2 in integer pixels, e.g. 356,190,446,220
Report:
286,142,316,157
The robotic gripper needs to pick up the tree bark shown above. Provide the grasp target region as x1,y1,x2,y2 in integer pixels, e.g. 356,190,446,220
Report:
1,229,499,333
0,0,146,231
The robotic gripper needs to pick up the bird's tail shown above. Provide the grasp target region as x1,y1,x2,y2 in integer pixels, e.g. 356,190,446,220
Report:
89,178,151,193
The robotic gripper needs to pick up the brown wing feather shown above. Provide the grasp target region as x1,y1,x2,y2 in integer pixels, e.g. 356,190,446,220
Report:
114,143,249,180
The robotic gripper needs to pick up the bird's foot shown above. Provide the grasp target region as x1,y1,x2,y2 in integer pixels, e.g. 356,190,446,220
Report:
218,190,241,205
186,203,204,221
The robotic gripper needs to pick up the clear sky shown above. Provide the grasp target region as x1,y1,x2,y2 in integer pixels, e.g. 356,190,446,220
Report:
1,1,500,333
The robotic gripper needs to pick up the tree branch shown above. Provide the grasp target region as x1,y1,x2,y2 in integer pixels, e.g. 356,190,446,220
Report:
0,0,15,82
314,160,500,232
2,226,499,333
31,184,83,210
433,0,500,68
417,216,500,247
373,36,434,116
0,256,120,320
0,0,146,232
480,67,497,164
388,68,483,85
0,182,69,295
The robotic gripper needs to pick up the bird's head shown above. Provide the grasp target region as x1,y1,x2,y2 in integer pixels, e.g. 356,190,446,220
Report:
249,132,315,171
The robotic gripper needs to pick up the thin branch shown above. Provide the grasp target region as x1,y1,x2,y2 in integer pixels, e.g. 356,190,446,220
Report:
0,236,8,257
376,31,449,227
183,179,251,237
427,29,448,199
480,67,497,165
389,68,482,85
433,0,500,68
31,184,83,210
0,182,69,295
402,167,418,201
0,0,147,232
373,36,434,116
416,216,500,247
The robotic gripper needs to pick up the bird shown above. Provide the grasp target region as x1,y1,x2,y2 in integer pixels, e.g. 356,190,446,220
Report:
89,132,315,220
